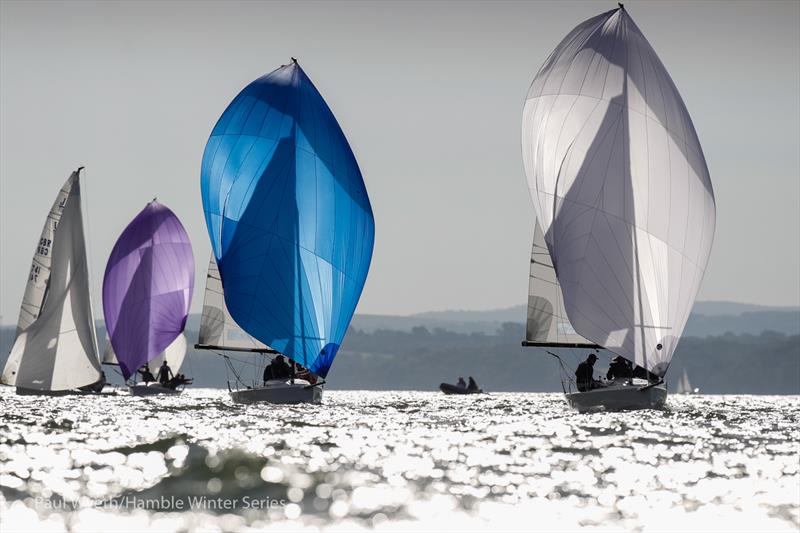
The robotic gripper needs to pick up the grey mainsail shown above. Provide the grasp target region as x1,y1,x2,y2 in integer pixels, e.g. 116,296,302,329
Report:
103,333,187,373
525,219,598,348
1,170,103,391
521,7,716,376
196,255,272,352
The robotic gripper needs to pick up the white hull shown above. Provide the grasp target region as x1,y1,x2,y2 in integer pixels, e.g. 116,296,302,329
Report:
230,379,322,405
566,380,667,412
129,382,183,396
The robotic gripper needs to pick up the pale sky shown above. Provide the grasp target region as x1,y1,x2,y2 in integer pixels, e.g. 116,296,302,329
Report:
1,0,798,323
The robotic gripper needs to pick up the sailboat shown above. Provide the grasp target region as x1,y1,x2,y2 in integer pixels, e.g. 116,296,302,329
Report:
102,334,189,395
675,368,698,395
520,5,716,411
1,168,106,395
197,58,375,404
102,200,195,396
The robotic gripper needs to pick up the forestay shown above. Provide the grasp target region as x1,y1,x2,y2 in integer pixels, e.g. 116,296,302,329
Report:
200,60,375,377
521,7,716,376
1,170,103,391
102,201,195,380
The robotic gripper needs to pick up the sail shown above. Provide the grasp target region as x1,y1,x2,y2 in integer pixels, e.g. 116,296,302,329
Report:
526,218,597,347
200,60,375,377
1,170,103,391
521,7,716,376
103,333,187,373
102,201,195,380
198,255,270,351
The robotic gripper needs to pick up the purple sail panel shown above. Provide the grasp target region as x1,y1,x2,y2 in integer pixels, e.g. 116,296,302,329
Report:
102,201,195,380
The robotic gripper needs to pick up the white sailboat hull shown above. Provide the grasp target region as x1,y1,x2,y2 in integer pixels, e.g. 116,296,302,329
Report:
129,382,183,396
566,381,667,412
230,379,323,405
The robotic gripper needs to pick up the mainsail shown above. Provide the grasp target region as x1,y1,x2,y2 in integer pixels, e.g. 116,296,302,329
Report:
525,219,598,348
200,59,375,377
521,6,716,376
196,255,271,352
102,201,195,380
1,169,103,391
103,333,188,373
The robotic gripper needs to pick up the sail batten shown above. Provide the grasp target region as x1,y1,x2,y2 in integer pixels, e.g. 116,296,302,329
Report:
522,7,715,376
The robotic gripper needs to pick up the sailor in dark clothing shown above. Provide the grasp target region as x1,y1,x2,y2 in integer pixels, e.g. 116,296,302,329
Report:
575,353,601,392
139,364,156,384
606,355,632,381
263,355,292,384
467,376,479,391
157,361,173,385
456,377,467,388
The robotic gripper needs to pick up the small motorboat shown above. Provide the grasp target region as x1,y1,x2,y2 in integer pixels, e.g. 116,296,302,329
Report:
439,383,483,395
230,379,323,405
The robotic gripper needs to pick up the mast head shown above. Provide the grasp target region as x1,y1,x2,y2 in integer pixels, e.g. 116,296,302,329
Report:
618,2,625,10
291,57,298,64
76,166,85,175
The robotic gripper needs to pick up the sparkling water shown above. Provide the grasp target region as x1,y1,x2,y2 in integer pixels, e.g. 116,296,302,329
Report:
1,388,797,531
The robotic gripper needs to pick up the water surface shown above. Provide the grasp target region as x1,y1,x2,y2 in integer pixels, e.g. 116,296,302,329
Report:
1,389,797,531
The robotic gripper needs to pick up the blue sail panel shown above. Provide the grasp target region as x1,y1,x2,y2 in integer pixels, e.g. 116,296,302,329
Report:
200,60,374,377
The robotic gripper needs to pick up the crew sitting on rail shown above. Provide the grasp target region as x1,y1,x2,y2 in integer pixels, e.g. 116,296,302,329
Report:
139,364,156,384
263,355,292,383
606,355,633,381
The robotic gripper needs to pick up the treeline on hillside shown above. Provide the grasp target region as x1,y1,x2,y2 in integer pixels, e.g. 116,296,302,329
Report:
1,324,797,394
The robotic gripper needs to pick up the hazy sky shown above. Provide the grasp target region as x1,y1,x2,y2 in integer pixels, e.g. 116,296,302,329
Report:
1,0,798,324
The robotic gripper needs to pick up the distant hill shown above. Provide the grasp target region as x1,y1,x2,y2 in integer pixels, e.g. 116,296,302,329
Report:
349,301,800,337
0,301,797,395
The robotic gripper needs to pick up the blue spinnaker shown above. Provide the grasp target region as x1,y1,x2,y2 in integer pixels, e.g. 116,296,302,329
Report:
200,60,375,377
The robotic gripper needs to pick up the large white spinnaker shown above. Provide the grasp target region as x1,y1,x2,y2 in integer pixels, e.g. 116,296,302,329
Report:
197,255,271,352
1,170,103,391
521,6,715,376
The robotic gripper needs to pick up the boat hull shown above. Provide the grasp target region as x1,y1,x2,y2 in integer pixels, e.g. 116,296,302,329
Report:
566,382,667,412
230,379,323,405
129,383,183,396
15,386,104,396
439,383,483,395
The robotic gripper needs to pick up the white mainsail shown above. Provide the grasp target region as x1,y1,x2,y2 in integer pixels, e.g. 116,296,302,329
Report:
2,170,103,391
526,219,597,347
521,7,715,376
197,255,270,351
103,333,187,373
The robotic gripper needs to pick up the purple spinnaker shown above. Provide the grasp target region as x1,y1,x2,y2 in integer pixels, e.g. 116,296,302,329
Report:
102,201,195,380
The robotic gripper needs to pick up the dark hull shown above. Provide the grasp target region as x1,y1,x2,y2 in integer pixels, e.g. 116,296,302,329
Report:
439,383,483,395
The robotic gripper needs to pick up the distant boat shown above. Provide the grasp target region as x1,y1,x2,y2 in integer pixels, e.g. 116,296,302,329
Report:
675,368,699,395
439,383,483,395
520,6,716,411
197,59,375,404
102,200,195,395
1,168,105,395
